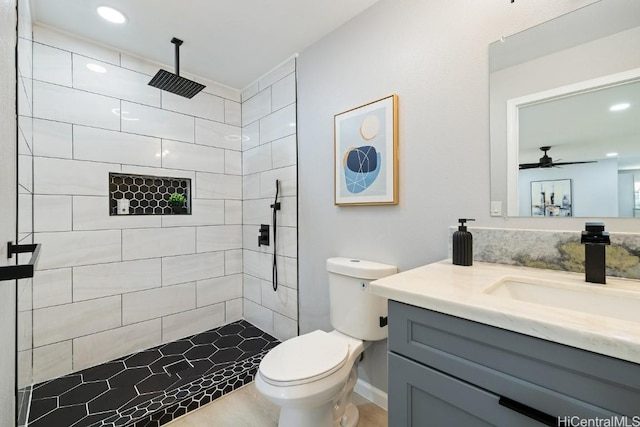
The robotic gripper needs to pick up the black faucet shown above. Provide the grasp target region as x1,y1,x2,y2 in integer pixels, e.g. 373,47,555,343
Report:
580,222,610,284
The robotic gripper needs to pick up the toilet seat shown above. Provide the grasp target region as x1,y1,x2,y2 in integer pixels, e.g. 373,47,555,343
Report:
259,330,349,386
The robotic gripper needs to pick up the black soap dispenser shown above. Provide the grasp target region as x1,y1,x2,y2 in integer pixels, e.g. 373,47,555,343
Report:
453,218,475,266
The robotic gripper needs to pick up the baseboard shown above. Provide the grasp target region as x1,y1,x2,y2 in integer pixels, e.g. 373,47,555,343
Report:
354,378,388,411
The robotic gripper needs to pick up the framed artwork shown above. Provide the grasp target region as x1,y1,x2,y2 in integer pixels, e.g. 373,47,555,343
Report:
531,179,572,216
334,94,398,205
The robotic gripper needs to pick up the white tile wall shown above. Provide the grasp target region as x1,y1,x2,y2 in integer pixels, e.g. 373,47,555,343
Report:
35,230,122,269
241,62,298,340
32,268,72,309
195,173,242,199
224,200,242,224
271,73,296,111
259,58,296,90
224,100,242,126
73,196,162,230
225,249,243,275
32,118,72,159
33,341,73,384
24,27,295,384
161,139,224,173
34,157,117,196
271,134,297,169
34,195,72,232
242,89,271,126
197,225,243,252
73,259,162,301
33,296,121,347
260,104,296,144
33,80,120,130
162,304,226,344
274,313,297,341
161,252,225,286
225,299,243,323
34,25,120,66
242,121,260,151
195,118,242,150
243,144,272,175
33,43,72,87
197,275,243,307
73,319,162,371
73,55,161,107
243,299,274,335
161,199,225,227
122,227,195,260
162,91,225,123
122,283,196,325
120,101,195,143
225,150,242,175
73,126,161,167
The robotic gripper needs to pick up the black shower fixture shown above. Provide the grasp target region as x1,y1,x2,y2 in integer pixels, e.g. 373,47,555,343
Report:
148,37,205,99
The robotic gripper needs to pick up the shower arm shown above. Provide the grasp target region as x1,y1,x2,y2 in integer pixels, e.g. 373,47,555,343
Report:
171,37,183,76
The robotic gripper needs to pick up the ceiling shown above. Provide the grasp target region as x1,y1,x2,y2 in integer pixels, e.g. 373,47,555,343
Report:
31,0,381,90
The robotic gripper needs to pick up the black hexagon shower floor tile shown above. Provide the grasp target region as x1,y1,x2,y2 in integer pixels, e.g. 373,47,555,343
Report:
25,320,279,427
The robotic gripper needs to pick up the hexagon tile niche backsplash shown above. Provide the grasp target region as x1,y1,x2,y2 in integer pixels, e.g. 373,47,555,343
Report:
450,227,640,280
109,173,192,215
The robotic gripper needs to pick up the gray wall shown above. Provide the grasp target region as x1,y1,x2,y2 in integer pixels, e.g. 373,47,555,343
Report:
295,0,640,394
0,0,17,424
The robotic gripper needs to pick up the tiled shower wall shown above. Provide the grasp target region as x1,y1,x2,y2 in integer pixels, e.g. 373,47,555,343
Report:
17,0,34,389
241,60,299,341
26,25,244,384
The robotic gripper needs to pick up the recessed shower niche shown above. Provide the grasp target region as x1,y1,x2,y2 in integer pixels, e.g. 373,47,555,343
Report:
109,173,192,215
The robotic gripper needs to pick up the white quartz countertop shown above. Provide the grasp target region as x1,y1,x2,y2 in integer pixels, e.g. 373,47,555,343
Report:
370,260,640,364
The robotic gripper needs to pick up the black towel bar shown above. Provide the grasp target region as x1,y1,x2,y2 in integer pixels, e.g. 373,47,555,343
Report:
0,241,42,281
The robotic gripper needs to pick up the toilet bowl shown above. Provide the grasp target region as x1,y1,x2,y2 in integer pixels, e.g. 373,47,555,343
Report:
255,257,398,427
255,330,364,427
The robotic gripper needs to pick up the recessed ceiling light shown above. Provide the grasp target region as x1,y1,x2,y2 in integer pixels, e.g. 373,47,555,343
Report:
86,63,107,73
609,103,630,112
97,6,127,24
606,152,618,157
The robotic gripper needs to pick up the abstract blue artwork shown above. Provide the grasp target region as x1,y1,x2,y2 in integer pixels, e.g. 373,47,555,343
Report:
334,95,398,205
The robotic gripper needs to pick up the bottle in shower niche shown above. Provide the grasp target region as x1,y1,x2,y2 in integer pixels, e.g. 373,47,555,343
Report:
452,218,475,266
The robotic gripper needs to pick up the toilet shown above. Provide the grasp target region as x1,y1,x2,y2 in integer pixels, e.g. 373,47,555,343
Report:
255,257,397,427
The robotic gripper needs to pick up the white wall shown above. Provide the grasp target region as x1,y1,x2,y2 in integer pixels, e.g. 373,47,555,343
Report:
27,25,244,383
296,0,628,394
1,0,18,423
618,169,639,217
518,159,619,217
241,59,299,342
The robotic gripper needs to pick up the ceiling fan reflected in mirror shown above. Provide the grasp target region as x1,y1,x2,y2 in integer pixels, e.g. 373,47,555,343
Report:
518,146,597,170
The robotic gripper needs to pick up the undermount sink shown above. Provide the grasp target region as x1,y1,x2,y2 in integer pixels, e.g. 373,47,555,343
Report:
484,276,640,323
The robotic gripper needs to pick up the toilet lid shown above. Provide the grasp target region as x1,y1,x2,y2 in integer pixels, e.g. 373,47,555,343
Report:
259,330,349,386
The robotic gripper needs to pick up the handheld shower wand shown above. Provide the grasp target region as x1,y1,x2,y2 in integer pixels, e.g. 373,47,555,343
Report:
271,180,281,291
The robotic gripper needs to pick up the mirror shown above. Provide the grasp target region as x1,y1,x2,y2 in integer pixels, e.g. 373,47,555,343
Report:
489,0,640,217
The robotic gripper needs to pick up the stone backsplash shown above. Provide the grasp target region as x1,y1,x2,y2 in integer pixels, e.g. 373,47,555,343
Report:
450,227,640,280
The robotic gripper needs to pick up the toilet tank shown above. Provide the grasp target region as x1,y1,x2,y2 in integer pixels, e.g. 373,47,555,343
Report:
326,257,397,341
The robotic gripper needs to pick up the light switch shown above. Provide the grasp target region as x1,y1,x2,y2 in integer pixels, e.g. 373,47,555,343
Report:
490,201,502,217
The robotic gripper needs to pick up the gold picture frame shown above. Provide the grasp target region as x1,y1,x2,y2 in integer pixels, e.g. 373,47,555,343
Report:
334,94,398,206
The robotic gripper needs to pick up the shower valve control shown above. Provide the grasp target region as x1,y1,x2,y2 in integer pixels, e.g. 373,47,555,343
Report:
258,224,270,247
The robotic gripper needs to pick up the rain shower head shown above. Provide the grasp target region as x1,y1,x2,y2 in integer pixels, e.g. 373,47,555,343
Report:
148,37,205,99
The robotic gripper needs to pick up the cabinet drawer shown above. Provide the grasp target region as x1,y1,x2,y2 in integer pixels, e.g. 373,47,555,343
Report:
389,300,639,416
389,352,550,427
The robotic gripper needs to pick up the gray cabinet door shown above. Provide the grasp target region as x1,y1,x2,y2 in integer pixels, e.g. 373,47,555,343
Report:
389,353,546,427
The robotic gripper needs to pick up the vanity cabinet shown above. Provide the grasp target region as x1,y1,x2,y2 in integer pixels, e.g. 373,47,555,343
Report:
388,300,640,426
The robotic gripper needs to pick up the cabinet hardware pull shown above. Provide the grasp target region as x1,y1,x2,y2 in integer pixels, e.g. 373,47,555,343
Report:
499,396,556,426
